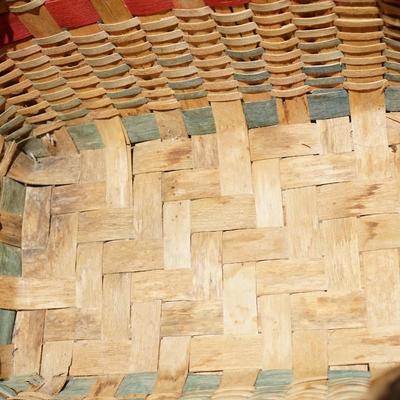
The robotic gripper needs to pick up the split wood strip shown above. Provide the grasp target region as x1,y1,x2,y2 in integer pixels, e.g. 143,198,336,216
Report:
212,100,253,196
77,208,135,243
191,231,222,301
40,340,73,393
13,310,45,375
223,263,258,335
133,173,162,240
0,276,75,310
131,301,161,372
95,118,132,208
153,336,191,395
8,153,80,185
22,187,51,250
259,294,292,370
2,5,400,386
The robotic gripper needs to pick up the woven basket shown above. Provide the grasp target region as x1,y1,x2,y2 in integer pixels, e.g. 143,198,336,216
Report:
1,1,400,399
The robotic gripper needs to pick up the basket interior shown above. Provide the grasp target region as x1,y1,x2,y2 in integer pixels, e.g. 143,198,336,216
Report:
1,1,400,399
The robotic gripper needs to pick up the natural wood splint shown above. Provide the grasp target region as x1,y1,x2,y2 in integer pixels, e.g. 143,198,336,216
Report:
1,0,400,398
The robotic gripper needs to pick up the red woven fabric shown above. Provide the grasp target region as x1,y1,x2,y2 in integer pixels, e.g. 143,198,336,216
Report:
205,0,249,7
125,0,173,15
46,0,100,28
0,13,31,46
0,0,253,46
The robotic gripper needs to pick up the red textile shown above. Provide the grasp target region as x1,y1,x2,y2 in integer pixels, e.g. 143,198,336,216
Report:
0,0,251,46
0,13,31,46
125,0,173,15
205,0,249,6
46,0,100,28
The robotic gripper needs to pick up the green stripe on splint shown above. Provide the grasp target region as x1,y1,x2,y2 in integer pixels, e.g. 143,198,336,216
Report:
116,373,157,396
244,100,279,129
183,107,216,136
308,89,350,120
123,114,160,144
68,123,104,150
0,177,25,216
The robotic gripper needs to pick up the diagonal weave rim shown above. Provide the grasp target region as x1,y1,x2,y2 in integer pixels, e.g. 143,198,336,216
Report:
1,1,400,400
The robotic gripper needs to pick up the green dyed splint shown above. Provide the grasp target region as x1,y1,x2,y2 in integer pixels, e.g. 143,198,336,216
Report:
1,374,44,393
0,243,21,276
183,373,221,392
308,89,350,120
59,108,89,122
123,114,160,144
255,370,292,387
328,370,371,380
386,87,400,112
385,73,400,82
23,137,51,159
0,177,25,216
175,90,208,100
68,123,104,150
183,107,216,136
58,377,97,398
243,100,279,129
0,310,16,345
0,383,17,397
116,373,157,396
227,47,263,60
305,76,345,87
303,63,342,76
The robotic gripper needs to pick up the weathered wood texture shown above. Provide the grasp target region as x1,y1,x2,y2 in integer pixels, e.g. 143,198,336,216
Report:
0,21,397,395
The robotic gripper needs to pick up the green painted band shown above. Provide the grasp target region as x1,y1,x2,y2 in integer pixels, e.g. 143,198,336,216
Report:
114,97,147,109
239,83,272,93
303,63,342,76
51,98,82,112
183,107,216,136
385,73,400,82
308,89,350,120
57,377,97,398
157,54,193,67
168,77,204,90
0,177,26,216
0,115,25,136
0,382,17,396
67,123,104,150
116,373,157,396
123,114,160,144
226,47,263,59
5,123,33,142
183,374,220,392
386,87,400,112
94,64,130,78
385,61,400,72
107,86,142,99
305,76,345,86
244,100,278,129
255,370,292,387
175,90,208,100
234,71,269,82
0,310,16,345
59,108,89,121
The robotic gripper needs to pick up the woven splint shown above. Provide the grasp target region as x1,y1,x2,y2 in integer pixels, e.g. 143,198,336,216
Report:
1,1,400,399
